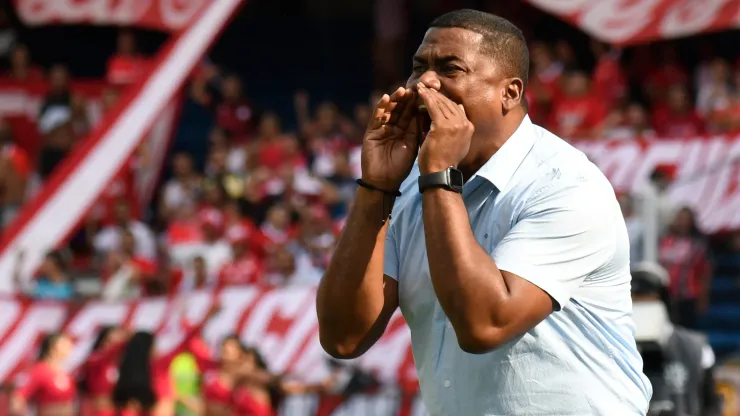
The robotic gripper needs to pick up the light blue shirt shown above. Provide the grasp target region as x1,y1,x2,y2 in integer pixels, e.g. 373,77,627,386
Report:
385,116,652,415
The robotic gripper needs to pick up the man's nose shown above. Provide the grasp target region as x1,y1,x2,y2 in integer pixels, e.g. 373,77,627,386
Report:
417,72,441,92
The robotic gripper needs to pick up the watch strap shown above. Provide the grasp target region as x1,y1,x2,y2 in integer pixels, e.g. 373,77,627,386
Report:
418,168,463,193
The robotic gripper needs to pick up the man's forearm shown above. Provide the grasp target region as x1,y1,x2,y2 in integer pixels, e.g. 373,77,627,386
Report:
317,187,392,357
421,189,512,343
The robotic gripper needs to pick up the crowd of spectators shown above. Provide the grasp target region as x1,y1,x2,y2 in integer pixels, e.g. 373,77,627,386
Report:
0,16,739,318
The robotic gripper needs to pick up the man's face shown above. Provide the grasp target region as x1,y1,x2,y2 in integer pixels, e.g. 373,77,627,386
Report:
114,203,130,223
407,28,518,166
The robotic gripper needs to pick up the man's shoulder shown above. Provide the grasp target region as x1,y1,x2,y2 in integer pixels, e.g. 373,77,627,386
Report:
517,126,614,209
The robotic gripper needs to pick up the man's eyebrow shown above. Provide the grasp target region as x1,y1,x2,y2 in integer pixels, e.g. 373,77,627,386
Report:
413,54,463,64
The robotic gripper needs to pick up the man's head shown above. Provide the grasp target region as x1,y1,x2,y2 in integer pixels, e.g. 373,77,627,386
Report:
562,71,590,98
407,10,529,166
49,64,70,93
114,200,131,225
10,44,30,69
666,84,690,113
117,30,137,56
222,75,242,101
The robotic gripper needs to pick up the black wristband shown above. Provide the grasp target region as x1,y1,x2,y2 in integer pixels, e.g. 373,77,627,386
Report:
356,179,400,224
355,179,402,196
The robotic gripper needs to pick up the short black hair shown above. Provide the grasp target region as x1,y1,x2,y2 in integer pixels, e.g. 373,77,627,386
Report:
430,9,529,88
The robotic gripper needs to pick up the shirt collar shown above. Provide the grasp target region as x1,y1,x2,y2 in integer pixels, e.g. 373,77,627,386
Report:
470,115,536,191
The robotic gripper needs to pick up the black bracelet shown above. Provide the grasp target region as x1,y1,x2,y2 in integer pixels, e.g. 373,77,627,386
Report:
356,179,402,197
355,179,400,224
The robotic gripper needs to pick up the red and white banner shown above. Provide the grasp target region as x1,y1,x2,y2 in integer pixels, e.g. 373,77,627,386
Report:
573,136,740,233
0,287,423,415
0,0,245,292
0,79,180,214
13,0,209,32
523,0,740,45
0,288,415,384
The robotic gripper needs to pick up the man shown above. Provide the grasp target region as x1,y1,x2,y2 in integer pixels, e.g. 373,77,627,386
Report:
631,262,721,415
317,9,652,415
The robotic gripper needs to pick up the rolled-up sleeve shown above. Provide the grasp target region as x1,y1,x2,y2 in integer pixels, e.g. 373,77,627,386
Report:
492,179,617,310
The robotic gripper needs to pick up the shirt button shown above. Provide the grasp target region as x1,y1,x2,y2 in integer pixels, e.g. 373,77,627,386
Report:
444,380,451,388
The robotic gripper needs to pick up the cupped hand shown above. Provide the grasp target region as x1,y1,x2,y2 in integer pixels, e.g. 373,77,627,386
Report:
417,83,474,173
360,87,420,192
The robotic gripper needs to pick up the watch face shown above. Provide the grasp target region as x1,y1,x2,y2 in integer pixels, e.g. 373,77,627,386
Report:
448,168,464,191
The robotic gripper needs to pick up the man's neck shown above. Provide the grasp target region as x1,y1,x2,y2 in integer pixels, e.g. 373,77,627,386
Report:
458,112,526,181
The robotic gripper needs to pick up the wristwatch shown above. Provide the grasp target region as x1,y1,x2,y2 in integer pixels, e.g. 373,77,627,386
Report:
418,167,464,194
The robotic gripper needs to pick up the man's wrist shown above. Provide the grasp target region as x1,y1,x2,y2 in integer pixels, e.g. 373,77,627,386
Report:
419,161,455,175
353,186,393,226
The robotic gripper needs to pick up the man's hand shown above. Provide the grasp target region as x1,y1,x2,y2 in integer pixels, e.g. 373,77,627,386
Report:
361,87,419,192
417,83,474,173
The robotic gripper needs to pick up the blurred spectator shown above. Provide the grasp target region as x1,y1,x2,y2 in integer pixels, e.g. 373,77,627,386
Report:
696,58,731,116
547,70,606,139
5,44,44,82
631,262,721,416
176,255,210,294
265,245,322,287
705,73,740,133
590,40,627,108
101,87,120,112
258,204,297,254
69,94,90,137
165,205,205,268
252,113,297,172
0,9,17,64
325,151,356,219
192,207,232,280
208,127,246,174
645,45,689,104
216,74,255,141
15,251,75,301
205,146,245,202
553,39,579,70
529,41,562,103
37,105,74,179
296,205,337,271
307,102,348,178
652,85,704,137
0,118,31,226
94,199,157,261
160,152,201,223
41,64,72,114
102,229,157,301
659,207,713,329
217,225,263,286
604,103,656,140
107,30,149,85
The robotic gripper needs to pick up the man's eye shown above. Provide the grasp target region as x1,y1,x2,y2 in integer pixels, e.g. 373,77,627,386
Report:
443,65,462,73
412,65,425,73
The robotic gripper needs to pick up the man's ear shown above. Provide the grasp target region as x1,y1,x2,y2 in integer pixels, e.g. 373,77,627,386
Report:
500,78,524,112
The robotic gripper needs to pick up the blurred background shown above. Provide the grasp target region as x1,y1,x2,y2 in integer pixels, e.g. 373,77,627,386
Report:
1,0,740,415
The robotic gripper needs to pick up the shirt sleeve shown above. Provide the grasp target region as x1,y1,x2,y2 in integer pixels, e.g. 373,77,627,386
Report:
383,222,400,281
492,178,618,310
